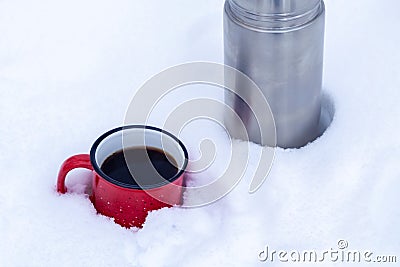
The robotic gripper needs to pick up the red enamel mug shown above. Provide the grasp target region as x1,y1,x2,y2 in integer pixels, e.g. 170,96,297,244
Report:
57,125,188,228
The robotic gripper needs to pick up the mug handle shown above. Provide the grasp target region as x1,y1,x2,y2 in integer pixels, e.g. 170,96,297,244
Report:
57,154,93,194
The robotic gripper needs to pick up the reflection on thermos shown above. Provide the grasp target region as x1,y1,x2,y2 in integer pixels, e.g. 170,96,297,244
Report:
224,0,325,148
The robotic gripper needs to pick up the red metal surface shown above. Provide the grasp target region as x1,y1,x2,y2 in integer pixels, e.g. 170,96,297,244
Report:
57,154,184,228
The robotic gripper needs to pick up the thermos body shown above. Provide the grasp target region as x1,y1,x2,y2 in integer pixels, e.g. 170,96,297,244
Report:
224,0,325,148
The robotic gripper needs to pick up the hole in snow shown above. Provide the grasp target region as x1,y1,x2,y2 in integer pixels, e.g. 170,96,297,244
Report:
308,91,335,144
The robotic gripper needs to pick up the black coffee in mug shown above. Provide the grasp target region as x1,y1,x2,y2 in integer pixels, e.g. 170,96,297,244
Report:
100,147,179,187
57,125,188,228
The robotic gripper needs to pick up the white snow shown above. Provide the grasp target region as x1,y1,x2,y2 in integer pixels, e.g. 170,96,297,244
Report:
1,0,399,266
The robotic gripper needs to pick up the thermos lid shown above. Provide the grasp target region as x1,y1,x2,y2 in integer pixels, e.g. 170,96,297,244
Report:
228,0,323,29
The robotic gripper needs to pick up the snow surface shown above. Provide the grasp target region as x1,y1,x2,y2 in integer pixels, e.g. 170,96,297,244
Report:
1,0,399,266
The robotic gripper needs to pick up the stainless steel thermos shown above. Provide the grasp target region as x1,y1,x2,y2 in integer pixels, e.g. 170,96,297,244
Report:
224,0,325,148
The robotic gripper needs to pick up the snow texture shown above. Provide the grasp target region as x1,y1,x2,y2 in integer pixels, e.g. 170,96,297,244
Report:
0,0,399,266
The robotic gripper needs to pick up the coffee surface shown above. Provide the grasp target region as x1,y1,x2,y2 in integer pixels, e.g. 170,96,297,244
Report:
100,147,179,187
